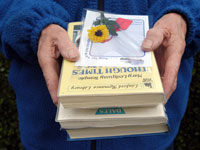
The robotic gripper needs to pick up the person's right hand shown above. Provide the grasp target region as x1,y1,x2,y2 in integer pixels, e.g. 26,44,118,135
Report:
38,24,80,105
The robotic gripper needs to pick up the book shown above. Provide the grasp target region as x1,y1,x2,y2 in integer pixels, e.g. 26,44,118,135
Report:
66,124,168,141
56,102,168,129
58,21,166,108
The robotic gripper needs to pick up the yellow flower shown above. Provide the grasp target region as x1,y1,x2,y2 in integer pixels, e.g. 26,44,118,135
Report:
88,25,109,43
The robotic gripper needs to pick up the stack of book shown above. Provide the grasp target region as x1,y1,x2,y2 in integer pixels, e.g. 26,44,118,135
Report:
56,11,168,141
56,102,168,140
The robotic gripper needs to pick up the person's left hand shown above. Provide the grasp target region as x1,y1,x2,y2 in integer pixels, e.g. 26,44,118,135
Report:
142,13,187,100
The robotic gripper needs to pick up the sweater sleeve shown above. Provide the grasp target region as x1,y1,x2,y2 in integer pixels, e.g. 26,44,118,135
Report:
148,0,200,58
0,0,72,64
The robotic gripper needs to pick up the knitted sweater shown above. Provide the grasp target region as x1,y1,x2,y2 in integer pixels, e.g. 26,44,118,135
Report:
0,0,200,150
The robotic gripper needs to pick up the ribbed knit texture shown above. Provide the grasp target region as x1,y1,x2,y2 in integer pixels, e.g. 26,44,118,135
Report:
0,0,200,149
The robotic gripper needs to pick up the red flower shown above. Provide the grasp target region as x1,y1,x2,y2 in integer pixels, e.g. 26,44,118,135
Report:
115,18,133,31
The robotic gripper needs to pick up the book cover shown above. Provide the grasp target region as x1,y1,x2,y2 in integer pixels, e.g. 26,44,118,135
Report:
58,21,165,108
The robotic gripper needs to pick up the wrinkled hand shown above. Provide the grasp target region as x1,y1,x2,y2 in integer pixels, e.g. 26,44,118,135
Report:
142,13,187,100
38,24,80,105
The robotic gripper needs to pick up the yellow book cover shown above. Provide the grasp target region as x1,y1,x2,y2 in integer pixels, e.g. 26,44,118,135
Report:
58,22,166,108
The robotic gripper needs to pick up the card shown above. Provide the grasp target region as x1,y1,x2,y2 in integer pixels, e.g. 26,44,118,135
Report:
76,10,151,67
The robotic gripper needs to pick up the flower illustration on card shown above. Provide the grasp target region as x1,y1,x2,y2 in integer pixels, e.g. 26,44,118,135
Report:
88,25,109,42
88,12,133,43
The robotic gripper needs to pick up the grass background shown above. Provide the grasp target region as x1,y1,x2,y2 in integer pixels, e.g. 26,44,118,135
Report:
0,53,199,150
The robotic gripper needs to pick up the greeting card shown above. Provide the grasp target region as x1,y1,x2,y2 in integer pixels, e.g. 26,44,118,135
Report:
76,10,151,67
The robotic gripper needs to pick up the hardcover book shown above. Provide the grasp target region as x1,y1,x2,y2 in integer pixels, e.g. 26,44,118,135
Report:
58,20,166,108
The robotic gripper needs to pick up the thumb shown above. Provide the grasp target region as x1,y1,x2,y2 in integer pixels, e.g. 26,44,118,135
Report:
57,31,80,61
142,28,170,51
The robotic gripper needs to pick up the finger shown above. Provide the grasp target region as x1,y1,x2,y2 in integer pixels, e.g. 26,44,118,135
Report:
162,51,181,100
57,31,80,61
43,59,60,105
142,28,170,51
38,43,60,105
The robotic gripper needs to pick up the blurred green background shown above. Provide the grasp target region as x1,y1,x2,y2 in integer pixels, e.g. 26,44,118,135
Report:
0,53,200,150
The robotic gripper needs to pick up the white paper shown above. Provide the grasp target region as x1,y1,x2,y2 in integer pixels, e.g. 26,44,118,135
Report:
76,10,151,67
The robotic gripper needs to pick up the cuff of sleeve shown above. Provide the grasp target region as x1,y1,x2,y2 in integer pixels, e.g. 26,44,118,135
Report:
31,16,68,55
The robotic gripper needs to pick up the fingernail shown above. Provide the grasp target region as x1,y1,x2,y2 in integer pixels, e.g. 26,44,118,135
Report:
143,39,153,50
68,49,79,59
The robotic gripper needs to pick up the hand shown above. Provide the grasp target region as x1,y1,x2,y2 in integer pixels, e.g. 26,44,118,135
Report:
142,13,187,100
38,24,80,105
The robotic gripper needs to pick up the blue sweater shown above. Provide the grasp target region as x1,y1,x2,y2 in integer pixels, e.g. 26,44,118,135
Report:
0,0,200,150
